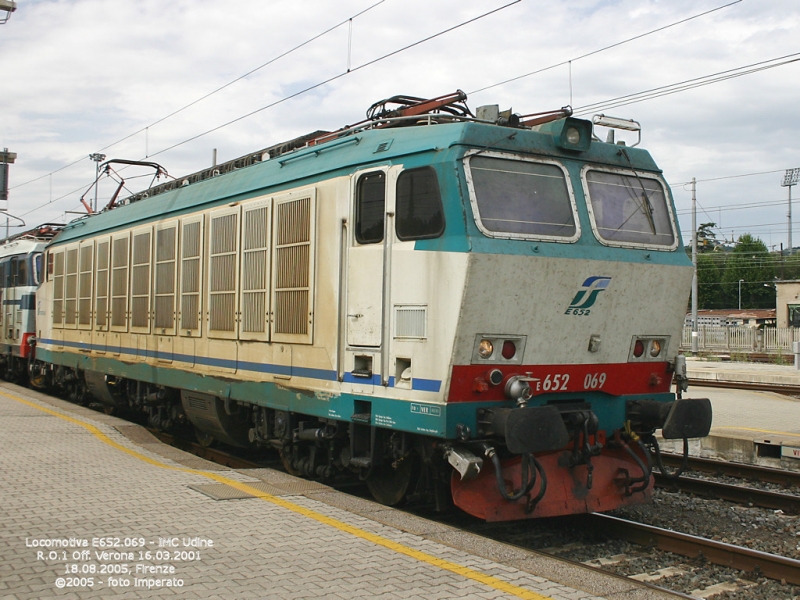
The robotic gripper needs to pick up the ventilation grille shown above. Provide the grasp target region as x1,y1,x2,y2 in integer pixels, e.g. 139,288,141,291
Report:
209,212,238,333
65,248,78,325
180,220,201,331
131,231,151,328
155,226,177,330
274,197,311,336
241,205,269,335
111,237,129,328
52,251,65,326
95,241,109,328
78,244,93,326
395,305,427,339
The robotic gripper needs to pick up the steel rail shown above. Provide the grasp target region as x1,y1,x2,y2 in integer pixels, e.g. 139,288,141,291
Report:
687,378,800,395
585,513,800,585
654,473,800,514
659,453,800,487
149,430,264,469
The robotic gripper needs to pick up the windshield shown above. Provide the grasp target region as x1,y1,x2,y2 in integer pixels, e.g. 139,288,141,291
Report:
583,168,676,248
466,153,578,241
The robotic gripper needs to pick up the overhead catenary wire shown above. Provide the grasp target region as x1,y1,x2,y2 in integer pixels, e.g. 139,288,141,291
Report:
10,0,389,194
11,1,797,231
18,0,521,219
670,168,789,188
144,1,521,160
468,0,742,96
12,0,737,207
572,52,800,116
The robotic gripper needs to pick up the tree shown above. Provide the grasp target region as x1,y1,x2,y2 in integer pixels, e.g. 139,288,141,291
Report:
697,222,720,252
697,252,726,308
721,234,776,309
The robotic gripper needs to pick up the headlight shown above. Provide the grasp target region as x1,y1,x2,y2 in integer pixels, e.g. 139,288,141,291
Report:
478,339,494,358
565,127,581,145
650,340,662,357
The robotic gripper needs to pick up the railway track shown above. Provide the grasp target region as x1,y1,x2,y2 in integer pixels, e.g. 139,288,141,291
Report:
654,453,800,514
687,377,800,395
148,430,265,469
655,473,800,514
585,513,800,586
660,453,800,487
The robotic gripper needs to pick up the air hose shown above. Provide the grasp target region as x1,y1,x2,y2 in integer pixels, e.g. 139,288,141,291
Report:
650,435,689,479
486,447,547,505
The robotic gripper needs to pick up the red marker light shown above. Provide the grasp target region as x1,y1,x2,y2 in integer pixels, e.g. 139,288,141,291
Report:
502,340,516,360
633,340,645,358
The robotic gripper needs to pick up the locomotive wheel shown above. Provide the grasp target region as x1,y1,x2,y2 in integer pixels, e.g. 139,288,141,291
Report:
195,429,215,448
279,447,302,477
28,366,47,390
366,454,419,506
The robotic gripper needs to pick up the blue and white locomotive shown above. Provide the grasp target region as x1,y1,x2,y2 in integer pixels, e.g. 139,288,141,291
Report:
0,225,61,381
30,91,711,520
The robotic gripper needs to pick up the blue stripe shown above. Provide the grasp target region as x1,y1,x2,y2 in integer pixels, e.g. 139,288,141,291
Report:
40,338,440,391
412,378,441,392
2,294,35,309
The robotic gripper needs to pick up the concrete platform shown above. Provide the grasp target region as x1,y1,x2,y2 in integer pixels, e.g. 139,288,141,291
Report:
686,356,800,388
0,382,674,600
663,358,800,469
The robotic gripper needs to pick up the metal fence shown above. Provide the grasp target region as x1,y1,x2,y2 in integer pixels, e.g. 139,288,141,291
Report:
681,326,800,354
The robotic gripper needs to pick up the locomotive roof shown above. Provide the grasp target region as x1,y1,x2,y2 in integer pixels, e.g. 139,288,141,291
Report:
49,116,661,247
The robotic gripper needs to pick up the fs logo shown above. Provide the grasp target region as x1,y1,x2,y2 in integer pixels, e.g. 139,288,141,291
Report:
565,276,611,316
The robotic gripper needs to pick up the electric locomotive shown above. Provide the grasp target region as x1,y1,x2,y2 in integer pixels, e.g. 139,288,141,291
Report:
30,91,711,521
0,225,62,381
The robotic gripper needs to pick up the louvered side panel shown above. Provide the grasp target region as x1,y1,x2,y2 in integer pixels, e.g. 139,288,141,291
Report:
64,246,78,328
130,228,152,332
110,234,130,331
154,222,178,333
394,305,427,339
208,208,239,339
78,242,94,328
180,217,203,336
95,239,110,330
271,189,315,344
240,199,270,341
52,250,65,328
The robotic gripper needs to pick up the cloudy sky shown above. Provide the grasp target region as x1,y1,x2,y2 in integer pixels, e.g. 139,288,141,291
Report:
1,0,799,249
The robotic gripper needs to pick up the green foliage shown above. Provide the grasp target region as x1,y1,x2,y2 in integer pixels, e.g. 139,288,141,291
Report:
697,253,725,308
697,222,719,252
693,231,777,309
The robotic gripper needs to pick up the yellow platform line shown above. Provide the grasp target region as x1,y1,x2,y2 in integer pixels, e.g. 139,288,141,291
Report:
3,390,555,600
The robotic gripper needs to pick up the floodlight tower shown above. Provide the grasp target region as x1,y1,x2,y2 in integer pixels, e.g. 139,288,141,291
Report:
783,168,800,255
1,148,16,202
0,0,16,24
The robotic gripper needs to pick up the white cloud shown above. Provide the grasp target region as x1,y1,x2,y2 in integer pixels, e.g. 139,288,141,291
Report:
1,0,799,246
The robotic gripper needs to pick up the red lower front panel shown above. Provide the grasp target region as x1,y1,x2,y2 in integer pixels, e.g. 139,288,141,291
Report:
451,447,653,521
449,362,672,403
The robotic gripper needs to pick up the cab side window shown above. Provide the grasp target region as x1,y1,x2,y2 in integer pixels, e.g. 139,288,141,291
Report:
17,256,28,286
395,167,444,241
355,171,386,244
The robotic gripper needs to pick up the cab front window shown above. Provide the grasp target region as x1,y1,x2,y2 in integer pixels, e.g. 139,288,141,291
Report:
465,151,579,242
583,167,677,248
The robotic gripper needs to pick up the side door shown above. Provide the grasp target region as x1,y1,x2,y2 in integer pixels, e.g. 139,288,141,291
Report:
6,258,16,343
346,166,399,384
